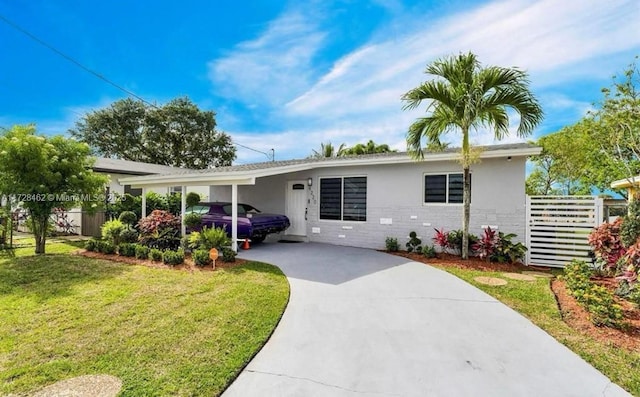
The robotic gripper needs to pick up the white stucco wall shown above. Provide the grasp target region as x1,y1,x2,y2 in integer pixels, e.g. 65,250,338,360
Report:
208,157,527,250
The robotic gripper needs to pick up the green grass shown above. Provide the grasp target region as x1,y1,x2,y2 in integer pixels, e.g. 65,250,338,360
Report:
439,266,640,396
0,240,289,396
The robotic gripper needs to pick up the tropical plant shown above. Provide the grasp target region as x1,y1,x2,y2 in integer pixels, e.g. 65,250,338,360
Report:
588,218,626,271
402,52,543,258
447,229,478,256
620,196,640,247
422,245,437,258
138,210,181,250
188,226,230,251
101,219,126,246
433,228,451,253
473,227,498,261
341,140,396,156
310,142,346,158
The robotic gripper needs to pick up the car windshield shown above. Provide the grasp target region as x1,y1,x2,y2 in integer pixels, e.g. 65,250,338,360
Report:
186,205,210,214
221,204,262,216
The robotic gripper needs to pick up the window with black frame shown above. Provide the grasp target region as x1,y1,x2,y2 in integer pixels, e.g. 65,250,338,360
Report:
424,173,469,204
320,177,367,221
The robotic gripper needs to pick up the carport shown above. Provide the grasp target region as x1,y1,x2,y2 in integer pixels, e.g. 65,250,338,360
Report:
118,171,257,251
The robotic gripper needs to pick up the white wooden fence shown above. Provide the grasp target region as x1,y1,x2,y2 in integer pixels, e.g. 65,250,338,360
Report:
526,196,604,268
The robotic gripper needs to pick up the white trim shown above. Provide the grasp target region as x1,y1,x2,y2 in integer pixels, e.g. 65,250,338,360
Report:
611,176,640,189
117,146,541,189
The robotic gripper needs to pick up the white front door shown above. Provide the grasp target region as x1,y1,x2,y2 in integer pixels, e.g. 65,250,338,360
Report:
285,180,307,236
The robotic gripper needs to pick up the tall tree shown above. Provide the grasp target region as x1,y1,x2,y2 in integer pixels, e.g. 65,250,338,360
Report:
341,140,396,156
402,52,543,259
70,97,236,169
0,125,107,254
310,142,346,158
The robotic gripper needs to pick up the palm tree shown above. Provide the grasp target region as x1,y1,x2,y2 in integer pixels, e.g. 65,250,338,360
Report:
402,52,543,259
310,142,346,158
341,140,396,156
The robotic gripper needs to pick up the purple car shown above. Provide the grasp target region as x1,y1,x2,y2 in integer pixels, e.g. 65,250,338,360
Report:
187,202,290,243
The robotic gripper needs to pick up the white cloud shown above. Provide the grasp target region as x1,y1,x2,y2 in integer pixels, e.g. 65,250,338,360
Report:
220,0,639,163
208,7,327,107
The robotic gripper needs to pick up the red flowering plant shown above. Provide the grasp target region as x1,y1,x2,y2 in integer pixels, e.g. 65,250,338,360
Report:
137,210,181,250
433,228,451,253
588,218,626,274
472,227,498,261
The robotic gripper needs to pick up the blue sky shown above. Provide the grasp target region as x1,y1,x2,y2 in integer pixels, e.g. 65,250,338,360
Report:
1,0,638,164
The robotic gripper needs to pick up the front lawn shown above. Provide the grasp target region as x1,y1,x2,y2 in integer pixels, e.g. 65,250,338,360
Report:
0,241,289,396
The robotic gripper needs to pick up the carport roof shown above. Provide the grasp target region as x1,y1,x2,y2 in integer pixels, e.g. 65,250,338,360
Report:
118,142,541,188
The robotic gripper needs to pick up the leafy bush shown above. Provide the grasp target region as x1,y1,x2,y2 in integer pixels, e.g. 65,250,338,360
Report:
472,227,498,261
422,245,437,258
620,197,640,248
222,247,236,262
188,226,230,250
186,192,201,208
84,238,99,252
184,213,202,229
588,218,626,272
405,231,422,253
101,219,125,246
447,230,478,255
150,248,163,262
385,237,399,252
163,249,185,266
96,240,116,255
563,260,624,328
490,232,527,263
118,211,138,227
118,242,137,257
192,249,211,267
135,244,150,260
138,210,181,250
119,228,139,243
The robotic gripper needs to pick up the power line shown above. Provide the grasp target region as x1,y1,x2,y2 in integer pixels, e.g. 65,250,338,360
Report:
0,13,159,109
0,13,273,160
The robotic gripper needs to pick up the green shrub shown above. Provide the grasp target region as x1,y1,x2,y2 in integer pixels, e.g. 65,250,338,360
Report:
97,240,116,255
119,228,139,243
422,245,437,258
405,231,422,253
192,249,211,267
620,197,640,247
135,244,150,260
84,238,99,252
222,247,236,262
188,226,230,250
446,230,478,255
101,219,125,246
163,249,185,266
385,237,399,252
118,242,137,257
150,248,163,262
629,287,640,308
186,192,201,208
184,213,202,229
563,260,625,328
118,211,138,227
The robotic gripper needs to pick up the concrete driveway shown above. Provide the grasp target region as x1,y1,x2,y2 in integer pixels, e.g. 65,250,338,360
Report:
223,242,629,397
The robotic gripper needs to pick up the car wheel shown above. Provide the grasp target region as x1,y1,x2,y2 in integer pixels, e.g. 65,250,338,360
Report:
251,235,266,244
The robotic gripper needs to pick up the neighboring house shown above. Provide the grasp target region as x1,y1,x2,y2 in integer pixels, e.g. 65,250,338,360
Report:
119,143,541,250
75,158,208,236
611,176,640,200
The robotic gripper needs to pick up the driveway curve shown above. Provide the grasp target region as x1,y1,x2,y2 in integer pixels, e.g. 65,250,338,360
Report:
223,242,629,397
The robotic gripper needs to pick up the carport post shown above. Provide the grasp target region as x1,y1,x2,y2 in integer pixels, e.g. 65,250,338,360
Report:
180,186,186,237
141,188,147,218
231,183,238,252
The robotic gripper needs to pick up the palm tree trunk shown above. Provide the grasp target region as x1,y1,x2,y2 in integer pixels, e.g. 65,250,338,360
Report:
461,126,470,260
462,166,471,259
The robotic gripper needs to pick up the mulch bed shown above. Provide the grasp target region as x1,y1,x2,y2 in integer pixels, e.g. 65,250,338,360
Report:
76,250,246,272
388,250,640,352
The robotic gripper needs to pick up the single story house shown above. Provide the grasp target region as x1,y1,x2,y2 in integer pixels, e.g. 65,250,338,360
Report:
119,143,541,251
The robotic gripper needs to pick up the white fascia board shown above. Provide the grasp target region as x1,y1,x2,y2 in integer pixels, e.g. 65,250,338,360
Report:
611,176,640,189
118,174,256,188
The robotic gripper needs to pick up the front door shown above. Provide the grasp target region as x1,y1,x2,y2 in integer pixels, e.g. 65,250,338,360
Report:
286,180,307,236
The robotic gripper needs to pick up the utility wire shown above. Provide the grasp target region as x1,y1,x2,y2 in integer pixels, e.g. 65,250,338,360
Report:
0,13,273,159
0,13,159,110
